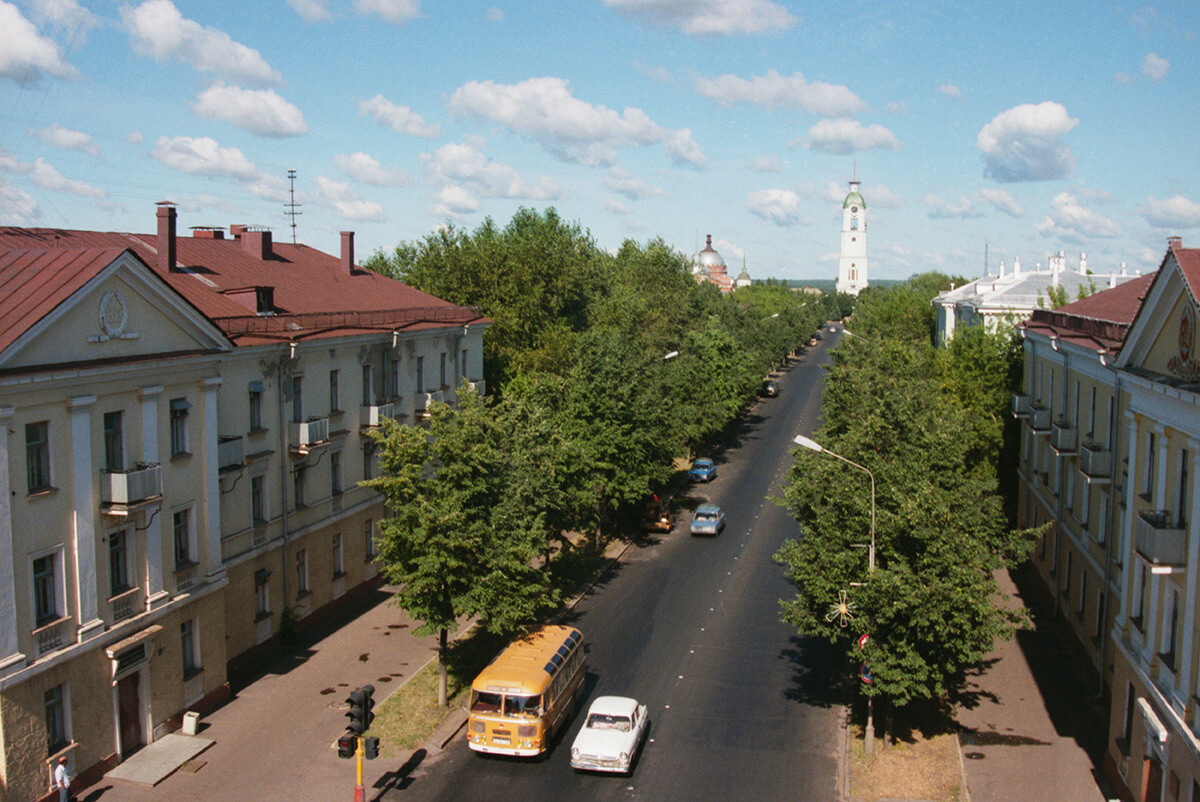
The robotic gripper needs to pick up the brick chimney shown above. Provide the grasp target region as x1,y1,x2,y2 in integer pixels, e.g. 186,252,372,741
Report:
240,227,273,260
156,202,177,272
340,231,355,274
1169,235,1183,250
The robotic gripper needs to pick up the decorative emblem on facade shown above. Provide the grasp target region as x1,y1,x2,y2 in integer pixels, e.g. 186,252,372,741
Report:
88,291,140,343
1167,302,1200,381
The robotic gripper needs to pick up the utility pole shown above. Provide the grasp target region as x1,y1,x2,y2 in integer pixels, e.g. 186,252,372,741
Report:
284,169,302,244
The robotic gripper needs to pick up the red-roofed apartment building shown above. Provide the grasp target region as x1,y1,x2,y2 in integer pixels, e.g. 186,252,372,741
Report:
0,203,488,800
1015,237,1200,801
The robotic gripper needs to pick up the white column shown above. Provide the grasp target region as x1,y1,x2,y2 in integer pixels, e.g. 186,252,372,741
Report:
0,407,27,677
1115,412,1140,629
1179,442,1200,705
201,376,225,582
139,385,169,610
68,395,103,640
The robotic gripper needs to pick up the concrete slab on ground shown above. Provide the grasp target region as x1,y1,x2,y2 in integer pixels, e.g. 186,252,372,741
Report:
104,734,214,786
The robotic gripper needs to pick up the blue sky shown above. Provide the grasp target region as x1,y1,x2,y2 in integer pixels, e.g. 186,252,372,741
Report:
1,0,1197,282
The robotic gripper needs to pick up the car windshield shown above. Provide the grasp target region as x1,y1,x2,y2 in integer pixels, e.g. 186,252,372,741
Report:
694,461,712,469
695,510,718,520
586,713,631,732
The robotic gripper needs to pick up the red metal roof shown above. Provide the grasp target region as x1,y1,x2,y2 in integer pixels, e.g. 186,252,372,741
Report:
0,221,487,354
1021,272,1156,353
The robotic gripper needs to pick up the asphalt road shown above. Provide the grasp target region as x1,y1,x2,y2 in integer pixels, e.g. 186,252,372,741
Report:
397,326,849,801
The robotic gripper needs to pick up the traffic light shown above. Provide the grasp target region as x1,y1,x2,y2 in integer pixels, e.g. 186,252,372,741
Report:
337,731,356,759
363,736,379,760
345,684,376,735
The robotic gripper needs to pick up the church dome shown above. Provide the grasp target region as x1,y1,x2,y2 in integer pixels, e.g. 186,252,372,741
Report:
843,191,865,209
698,234,725,268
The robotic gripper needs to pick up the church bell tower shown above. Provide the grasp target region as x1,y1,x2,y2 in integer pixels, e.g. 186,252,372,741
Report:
836,176,868,296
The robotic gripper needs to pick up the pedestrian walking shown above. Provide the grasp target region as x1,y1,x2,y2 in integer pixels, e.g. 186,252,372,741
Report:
53,756,70,802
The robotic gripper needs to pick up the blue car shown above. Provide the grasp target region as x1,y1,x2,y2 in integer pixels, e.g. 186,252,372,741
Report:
689,504,725,536
688,458,716,482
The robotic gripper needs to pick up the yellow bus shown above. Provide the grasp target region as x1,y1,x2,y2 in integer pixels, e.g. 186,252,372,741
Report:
467,625,586,756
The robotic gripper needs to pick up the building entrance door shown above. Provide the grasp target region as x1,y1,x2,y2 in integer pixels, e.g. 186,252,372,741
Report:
117,672,143,758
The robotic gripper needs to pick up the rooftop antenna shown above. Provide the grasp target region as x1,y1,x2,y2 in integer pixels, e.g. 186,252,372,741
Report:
284,169,302,244
984,239,989,277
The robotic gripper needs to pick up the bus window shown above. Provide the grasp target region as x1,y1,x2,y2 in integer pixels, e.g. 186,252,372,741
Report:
471,691,502,714
506,694,541,717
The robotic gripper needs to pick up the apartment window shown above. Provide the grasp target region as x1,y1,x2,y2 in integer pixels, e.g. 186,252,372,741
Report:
251,475,266,525
1077,571,1087,616
44,684,68,756
362,445,373,481
1122,684,1135,745
329,369,340,413
1094,589,1104,641
1178,449,1191,527
1080,480,1090,527
1163,586,1180,667
365,518,376,560
295,549,308,596
1145,431,1156,498
293,465,306,509
416,356,425,394
1106,397,1115,450
173,508,192,569
26,421,51,492
181,618,200,677
254,569,270,619
32,551,61,625
461,348,468,379
330,451,342,496
361,364,373,405
249,382,264,431
332,533,344,577
1064,465,1075,511
1087,387,1096,437
1132,562,1147,630
1063,551,1072,599
170,399,190,456
387,355,400,398
103,411,124,472
108,529,131,596
291,376,303,423
439,352,447,389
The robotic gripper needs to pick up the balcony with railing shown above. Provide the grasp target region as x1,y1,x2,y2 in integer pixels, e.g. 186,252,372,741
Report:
468,379,486,397
289,417,329,455
1051,420,1077,454
108,587,144,622
1080,442,1112,480
1135,509,1186,569
360,402,394,428
32,616,72,657
1029,405,1051,433
1012,393,1031,418
218,435,244,472
100,463,162,515
415,390,445,418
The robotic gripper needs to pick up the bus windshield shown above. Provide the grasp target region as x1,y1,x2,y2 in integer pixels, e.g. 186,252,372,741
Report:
504,694,540,717
470,691,502,714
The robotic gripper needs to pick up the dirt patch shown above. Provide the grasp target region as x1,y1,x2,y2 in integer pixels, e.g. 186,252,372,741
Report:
848,728,964,802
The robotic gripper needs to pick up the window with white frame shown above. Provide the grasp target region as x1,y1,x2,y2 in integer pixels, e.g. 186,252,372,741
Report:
251,474,267,525
296,549,308,596
103,411,124,472
173,508,193,569
365,518,376,560
44,684,69,756
181,617,200,677
249,382,265,431
387,355,400,398
26,421,51,493
32,549,63,626
108,529,131,597
254,569,270,619
332,533,344,577
170,399,190,456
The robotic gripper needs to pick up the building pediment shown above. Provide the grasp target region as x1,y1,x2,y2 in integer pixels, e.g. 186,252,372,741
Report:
0,248,230,372
1116,248,1200,383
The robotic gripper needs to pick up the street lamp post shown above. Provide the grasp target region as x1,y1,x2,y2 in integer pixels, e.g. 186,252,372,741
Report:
792,434,877,754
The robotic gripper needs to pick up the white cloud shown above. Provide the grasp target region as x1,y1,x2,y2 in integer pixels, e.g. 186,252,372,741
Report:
31,0,100,43
32,124,100,157
288,0,331,22
150,135,259,180
977,101,1077,183
1114,72,1135,85
239,172,288,202
925,193,981,219
358,94,443,138
0,177,39,223
746,155,781,172
0,1,76,84
977,187,1024,218
634,61,672,84
864,184,901,208
432,184,479,217
126,130,144,144
333,151,413,187
604,165,664,199
806,118,901,155
938,84,962,99
448,76,706,167
23,156,107,198
1142,52,1169,82
121,0,280,87
694,70,866,117
313,175,387,222
192,83,308,137
747,188,804,226
604,198,630,215
422,140,563,201
1140,195,1200,229
603,0,797,35
355,0,421,23
1035,192,1121,243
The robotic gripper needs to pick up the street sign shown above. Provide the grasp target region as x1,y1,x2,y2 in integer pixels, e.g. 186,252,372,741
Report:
859,663,873,684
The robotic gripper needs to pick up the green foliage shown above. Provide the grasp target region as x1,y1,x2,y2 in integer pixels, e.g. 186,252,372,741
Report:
776,276,1037,707
845,272,958,344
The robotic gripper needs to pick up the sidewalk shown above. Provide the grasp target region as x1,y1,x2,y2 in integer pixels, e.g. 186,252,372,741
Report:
955,567,1115,802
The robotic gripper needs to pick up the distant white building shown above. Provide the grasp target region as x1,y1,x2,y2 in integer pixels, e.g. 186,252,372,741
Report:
933,251,1141,345
836,179,868,296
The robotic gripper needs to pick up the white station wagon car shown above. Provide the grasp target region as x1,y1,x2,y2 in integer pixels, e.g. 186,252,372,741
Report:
569,696,649,774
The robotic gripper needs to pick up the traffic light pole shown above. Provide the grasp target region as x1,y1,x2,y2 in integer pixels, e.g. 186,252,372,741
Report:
354,736,365,802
